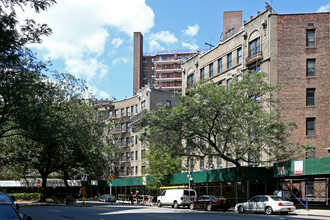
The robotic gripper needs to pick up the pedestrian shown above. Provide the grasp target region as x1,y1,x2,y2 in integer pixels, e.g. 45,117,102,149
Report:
130,192,134,205
150,196,154,206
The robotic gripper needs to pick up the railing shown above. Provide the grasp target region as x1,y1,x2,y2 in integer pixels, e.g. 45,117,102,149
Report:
246,52,263,66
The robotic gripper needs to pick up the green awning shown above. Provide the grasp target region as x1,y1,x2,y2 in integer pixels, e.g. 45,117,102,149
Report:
111,167,274,187
273,157,330,178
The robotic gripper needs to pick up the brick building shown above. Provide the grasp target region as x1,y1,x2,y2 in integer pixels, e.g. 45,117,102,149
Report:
133,32,205,95
182,6,330,168
277,12,330,158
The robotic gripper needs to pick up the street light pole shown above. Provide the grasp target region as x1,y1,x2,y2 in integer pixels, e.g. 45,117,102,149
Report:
188,157,191,189
110,171,112,195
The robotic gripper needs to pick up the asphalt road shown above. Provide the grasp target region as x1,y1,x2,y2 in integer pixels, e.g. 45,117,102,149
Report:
20,202,330,220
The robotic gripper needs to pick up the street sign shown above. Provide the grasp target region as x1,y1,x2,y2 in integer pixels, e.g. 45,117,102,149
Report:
108,175,114,182
36,182,40,187
81,173,87,181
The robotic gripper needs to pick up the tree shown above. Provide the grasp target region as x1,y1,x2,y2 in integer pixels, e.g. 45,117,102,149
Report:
142,142,183,189
1,73,116,200
143,72,306,181
0,0,55,140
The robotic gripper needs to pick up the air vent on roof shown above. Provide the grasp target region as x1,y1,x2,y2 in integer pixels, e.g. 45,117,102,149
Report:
308,23,314,27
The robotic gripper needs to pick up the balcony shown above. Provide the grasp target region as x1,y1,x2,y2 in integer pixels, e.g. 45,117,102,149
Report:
155,82,182,90
246,52,263,66
155,73,182,82
154,58,182,65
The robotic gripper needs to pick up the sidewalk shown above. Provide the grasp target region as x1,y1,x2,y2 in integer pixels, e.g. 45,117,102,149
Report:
294,208,330,218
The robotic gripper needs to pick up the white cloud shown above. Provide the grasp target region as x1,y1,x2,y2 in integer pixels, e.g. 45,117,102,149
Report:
65,58,109,81
317,3,329,12
87,84,110,99
111,38,124,49
148,31,178,51
182,42,199,50
16,0,154,80
112,57,129,66
182,24,199,37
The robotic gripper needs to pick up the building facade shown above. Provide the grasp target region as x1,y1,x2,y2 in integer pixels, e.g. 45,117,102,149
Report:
182,6,330,170
103,85,177,178
133,32,205,95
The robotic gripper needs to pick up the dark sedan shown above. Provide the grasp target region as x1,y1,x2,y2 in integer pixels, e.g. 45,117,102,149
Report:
0,201,32,220
0,192,20,212
189,195,231,211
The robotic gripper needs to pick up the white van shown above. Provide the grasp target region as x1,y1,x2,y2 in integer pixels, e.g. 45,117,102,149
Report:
157,189,197,208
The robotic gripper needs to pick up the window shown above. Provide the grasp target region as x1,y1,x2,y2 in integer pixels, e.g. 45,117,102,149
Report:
217,155,222,168
237,74,243,82
249,37,260,57
226,78,232,87
209,63,214,77
131,136,134,146
126,137,129,147
121,108,124,116
121,123,125,132
200,68,205,80
208,156,214,169
126,152,130,161
109,110,113,118
126,107,130,116
306,59,315,76
306,89,315,106
131,151,134,160
131,106,134,115
135,151,138,160
141,100,146,110
135,166,138,175
135,104,138,113
131,167,134,175
237,47,242,64
306,118,315,136
249,64,260,72
218,58,223,74
200,157,204,170
115,110,119,117
306,29,315,47
227,53,232,69
126,168,129,176
188,74,194,88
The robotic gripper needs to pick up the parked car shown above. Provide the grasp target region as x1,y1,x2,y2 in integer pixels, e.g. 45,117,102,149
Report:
98,194,117,203
189,195,231,211
235,195,296,215
157,188,197,209
0,201,32,220
0,192,20,212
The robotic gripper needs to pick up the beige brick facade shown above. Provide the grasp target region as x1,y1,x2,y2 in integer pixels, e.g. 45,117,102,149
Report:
100,86,177,178
182,6,330,171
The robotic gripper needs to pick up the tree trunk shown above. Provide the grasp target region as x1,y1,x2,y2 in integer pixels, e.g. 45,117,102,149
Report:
40,172,49,202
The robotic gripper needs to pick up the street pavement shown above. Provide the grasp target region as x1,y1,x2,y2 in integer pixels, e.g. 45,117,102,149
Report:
18,200,330,218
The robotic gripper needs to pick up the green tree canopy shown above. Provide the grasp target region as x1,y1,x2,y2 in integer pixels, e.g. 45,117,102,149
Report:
143,72,306,181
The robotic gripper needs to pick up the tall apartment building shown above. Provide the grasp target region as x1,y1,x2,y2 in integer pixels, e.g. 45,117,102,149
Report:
182,6,330,170
101,85,177,178
133,32,205,95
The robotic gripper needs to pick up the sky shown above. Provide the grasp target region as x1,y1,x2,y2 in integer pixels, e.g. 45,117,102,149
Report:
16,0,330,100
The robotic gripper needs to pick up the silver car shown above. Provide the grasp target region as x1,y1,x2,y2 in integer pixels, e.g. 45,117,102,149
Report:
235,195,295,215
